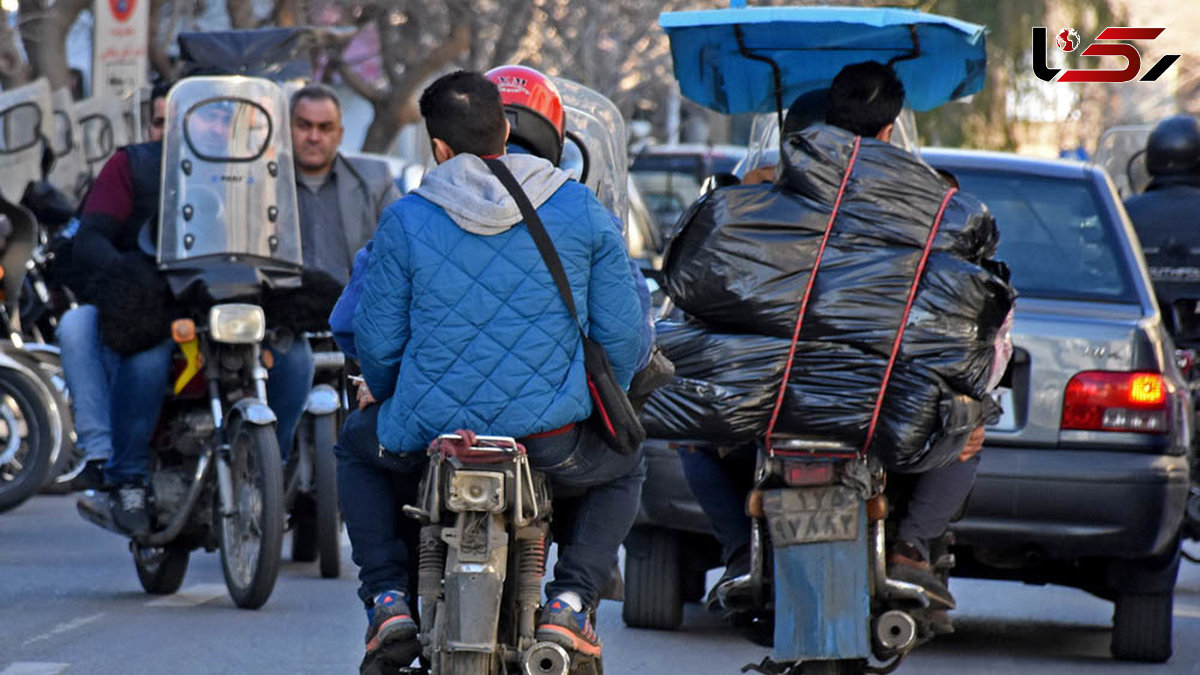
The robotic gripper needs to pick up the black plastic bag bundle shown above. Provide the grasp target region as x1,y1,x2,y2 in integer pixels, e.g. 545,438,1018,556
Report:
651,125,1016,470
641,320,788,440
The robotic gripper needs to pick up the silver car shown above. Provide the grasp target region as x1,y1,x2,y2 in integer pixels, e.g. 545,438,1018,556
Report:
626,148,1192,664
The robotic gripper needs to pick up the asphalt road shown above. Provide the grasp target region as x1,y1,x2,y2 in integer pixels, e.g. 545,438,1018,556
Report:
3,494,1200,674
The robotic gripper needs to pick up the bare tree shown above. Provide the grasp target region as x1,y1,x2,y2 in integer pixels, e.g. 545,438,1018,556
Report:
0,9,29,88
17,0,92,89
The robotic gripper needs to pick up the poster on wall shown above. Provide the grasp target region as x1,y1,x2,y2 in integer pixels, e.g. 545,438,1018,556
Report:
93,0,149,99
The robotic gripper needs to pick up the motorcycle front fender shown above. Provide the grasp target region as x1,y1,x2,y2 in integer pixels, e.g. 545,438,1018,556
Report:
304,384,340,417
229,397,277,427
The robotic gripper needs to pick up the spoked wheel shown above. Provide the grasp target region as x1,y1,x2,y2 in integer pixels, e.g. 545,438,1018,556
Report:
218,416,284,609
0,369,57,513
133,542,191,594
312,414,341,578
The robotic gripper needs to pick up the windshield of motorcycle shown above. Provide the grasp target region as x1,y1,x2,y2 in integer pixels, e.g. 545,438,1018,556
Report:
553,77,630,229
48,87,90,203
740,107,920,177
0,79,52,205
159,77,301,269
1094,125,1152,200
75,95,131,175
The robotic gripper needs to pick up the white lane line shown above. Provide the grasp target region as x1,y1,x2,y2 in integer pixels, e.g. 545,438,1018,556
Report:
1174,604,1200,619
1,664,71,675
20,613,105,647
145,583,228,608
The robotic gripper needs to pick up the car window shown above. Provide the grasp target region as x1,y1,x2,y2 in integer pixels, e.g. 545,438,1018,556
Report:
950,170,1136,303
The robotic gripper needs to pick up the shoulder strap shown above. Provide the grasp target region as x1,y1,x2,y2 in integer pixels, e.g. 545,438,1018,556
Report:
482,157,582,330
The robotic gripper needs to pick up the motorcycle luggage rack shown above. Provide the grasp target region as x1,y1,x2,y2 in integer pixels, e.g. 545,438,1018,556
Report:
768,435,860,459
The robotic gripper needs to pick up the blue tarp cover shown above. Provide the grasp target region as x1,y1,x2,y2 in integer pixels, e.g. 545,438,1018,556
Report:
660,6,987,113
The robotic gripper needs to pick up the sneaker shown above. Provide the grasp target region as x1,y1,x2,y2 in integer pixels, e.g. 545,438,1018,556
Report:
364,591,419,657
70,459,109,492
111,483,151,536
887,540,955,610
536,598,601,658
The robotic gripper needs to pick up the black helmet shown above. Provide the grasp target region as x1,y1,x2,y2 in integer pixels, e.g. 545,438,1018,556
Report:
1146,115,1200,176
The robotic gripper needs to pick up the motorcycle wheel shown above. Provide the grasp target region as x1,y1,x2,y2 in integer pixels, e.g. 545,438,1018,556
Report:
133,542,191,595
312,414,341,579
442,652,492,675
802,659,866,674
218,417,284,610
0,369,56,513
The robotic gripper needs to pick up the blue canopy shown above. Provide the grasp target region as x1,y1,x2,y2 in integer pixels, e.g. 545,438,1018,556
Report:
660,6,987,113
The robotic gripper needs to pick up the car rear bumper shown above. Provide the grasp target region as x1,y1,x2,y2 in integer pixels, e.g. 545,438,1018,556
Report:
634,440,715,535
953,446,1189,559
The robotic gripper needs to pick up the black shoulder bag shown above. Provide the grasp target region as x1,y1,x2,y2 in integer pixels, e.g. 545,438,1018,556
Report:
483,158,646,456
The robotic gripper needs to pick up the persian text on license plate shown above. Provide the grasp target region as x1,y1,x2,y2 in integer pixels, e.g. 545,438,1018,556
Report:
763,486,860,546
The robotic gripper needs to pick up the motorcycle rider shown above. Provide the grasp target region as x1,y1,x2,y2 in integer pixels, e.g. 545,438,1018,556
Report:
347,69,648,666
680,62,992,612
331,65,653,671
65,80,315,534
1123,114,1200,328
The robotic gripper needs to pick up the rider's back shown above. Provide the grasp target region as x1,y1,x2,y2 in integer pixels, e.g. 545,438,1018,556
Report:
354,154,647,454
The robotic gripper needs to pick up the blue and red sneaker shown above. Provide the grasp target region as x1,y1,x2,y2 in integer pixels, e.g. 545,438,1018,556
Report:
364,590,418,656
536,598,601,658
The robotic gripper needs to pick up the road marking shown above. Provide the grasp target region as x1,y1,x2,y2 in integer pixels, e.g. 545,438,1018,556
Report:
1174,604,1200,619
1,664,71,675
145,583,228,608
20,613,105,648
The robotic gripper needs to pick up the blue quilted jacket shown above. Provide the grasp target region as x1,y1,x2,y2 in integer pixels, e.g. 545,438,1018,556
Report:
354,153,649,453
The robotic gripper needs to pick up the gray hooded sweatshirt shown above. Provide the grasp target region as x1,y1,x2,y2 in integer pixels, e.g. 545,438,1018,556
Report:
413,153,570,235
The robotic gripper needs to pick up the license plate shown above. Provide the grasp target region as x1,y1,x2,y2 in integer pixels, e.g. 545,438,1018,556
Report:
989,387,1016,431
763,486,859,546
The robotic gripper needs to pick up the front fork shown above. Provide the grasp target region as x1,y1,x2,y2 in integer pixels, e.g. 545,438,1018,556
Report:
214,343,271,519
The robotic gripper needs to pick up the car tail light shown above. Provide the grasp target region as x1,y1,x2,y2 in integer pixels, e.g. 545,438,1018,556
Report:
781,460,835,486
1061,371,1169,434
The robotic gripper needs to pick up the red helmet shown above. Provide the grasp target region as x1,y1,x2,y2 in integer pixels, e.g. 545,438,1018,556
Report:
485,65,565,165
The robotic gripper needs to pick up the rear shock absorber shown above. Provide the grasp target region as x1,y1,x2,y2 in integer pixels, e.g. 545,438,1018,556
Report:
516,535,547,645
418,525,447,633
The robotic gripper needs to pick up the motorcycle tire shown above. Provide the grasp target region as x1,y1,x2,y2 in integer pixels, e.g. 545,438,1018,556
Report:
442,652,491,675
39,370,79,494
313,414,341,579
0,368,57,513
802,659,866,674
218,416,285,610
133,542,191,595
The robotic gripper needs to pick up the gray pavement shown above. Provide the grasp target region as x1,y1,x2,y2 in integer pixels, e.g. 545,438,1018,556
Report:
3,494,1200,673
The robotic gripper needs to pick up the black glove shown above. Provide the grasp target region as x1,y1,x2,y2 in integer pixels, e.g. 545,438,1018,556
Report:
92,251,174,356
262,268,344,334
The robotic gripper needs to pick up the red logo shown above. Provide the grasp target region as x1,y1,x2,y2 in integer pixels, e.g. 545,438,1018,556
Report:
1056,28,1080,52
109,0,135,22
1034,26,1180,83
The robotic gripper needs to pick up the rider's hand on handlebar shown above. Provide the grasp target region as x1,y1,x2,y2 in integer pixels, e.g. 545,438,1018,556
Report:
959,425,985,461
356,379,376,410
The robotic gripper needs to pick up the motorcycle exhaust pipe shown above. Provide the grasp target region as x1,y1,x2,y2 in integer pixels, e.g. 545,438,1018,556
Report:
873,609,918,653
521,642,570,675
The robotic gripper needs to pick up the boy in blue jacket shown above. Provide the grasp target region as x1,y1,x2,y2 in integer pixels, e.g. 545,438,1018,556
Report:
335,70,651,669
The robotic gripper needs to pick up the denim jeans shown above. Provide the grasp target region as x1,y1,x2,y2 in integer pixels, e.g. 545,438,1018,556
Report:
59,306,314,482
524,424,646,609
895,454,981,560
334,404,426,606
678,444,756,564
58,305,173,485
266,338,314,459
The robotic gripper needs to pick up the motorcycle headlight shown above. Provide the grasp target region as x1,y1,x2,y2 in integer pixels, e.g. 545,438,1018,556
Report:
209,304,265,344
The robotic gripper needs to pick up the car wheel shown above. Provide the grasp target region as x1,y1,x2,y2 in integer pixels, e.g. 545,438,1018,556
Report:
622,526,683,630
1112,592,1173,662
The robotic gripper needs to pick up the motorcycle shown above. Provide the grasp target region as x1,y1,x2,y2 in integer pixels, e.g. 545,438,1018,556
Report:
405,433,602,675
718,438,953,674
76,76,301,608
654,5,988,670
286,331,346,578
